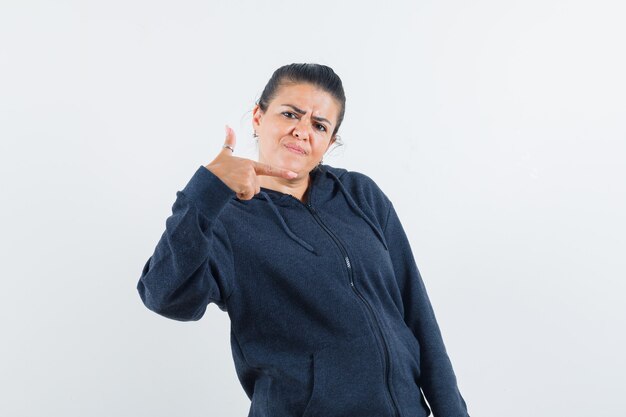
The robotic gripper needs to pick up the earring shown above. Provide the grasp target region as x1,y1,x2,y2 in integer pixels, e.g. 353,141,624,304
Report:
253,131,258,139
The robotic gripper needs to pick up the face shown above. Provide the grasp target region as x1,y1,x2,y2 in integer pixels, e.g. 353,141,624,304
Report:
252,82,339,176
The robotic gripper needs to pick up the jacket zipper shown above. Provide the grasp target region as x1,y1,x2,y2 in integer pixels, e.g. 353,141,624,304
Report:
296,198,401,417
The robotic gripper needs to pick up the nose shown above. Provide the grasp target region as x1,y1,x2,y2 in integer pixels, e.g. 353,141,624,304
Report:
293,117,311,141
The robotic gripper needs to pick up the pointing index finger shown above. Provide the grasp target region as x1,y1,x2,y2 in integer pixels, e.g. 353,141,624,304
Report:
253,161,298,179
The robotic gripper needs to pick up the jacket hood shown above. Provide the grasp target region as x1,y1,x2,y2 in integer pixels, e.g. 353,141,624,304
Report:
248,164,389,255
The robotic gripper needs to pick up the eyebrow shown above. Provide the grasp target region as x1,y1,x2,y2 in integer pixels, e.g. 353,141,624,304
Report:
280,104,333,126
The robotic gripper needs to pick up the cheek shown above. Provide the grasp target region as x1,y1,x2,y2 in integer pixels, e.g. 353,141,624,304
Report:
273,123,292,138
311,143,327,156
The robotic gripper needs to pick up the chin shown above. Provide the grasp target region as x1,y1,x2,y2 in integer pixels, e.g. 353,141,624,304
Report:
278,158,307,172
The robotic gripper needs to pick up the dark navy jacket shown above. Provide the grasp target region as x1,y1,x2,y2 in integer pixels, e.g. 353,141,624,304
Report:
137,164,470,417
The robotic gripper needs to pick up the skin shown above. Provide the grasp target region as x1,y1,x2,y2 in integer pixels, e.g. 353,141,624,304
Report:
251,82,339,202
205,82,339,203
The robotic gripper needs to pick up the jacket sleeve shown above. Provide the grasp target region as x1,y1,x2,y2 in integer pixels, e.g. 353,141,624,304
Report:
382,200,470,417
136,165,236,321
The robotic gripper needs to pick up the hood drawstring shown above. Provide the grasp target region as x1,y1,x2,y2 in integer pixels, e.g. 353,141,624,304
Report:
259,191,317,254
258,167,389,255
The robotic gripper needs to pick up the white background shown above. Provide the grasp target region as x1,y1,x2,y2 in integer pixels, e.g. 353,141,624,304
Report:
1,1,625,416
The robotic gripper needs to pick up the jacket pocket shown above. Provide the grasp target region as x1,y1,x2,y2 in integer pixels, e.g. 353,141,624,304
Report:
389,323,432,417
264,355,314,417
301,333,394,417
397,323,421,382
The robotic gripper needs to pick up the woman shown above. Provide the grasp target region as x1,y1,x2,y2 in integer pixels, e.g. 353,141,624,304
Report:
137,63,471,417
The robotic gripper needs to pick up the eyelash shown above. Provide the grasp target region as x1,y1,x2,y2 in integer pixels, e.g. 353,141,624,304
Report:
282,111,327,132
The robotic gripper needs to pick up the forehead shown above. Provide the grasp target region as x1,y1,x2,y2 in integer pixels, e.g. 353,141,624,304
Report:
270,83,339,116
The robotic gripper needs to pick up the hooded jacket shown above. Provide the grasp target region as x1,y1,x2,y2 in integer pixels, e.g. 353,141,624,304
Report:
137,164,470,417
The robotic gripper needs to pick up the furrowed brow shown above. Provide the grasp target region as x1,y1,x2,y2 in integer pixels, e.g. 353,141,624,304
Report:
281,104,333,126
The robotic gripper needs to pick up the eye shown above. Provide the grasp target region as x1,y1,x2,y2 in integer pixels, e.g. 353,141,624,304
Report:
282,111,327,132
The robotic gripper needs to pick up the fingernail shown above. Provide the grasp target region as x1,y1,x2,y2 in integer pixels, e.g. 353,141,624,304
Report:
225,125,229,135
288,171,297,178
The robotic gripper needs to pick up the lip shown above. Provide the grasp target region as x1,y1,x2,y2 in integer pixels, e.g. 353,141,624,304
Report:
284,143,307,155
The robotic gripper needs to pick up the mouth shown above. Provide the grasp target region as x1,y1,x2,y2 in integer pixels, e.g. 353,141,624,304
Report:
284,144,307,155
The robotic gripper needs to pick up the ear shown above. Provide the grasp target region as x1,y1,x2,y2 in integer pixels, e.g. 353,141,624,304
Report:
326,135,336,151
252,105,263,130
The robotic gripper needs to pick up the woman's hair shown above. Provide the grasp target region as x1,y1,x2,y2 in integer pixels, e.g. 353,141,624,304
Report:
255,63,345,148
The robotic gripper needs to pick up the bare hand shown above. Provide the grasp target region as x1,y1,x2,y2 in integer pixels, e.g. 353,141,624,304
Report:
204,125,298,200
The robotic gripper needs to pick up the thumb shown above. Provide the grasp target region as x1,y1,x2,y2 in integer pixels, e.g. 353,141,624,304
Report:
221,124,236,155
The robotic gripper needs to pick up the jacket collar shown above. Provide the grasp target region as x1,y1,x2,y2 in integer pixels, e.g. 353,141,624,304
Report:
246,164,388,255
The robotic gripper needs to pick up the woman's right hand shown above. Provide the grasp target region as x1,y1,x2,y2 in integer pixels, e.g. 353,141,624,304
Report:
204,125,298,201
